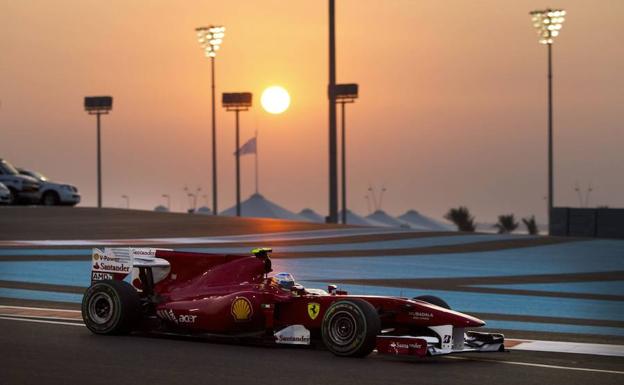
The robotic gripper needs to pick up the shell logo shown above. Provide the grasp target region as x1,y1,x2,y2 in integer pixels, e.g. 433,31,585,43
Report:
231,297,253,321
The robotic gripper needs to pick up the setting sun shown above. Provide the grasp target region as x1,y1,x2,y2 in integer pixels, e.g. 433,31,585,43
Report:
261,86,290,114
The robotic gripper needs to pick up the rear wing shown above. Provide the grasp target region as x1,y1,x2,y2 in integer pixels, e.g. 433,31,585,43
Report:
91,248,171,288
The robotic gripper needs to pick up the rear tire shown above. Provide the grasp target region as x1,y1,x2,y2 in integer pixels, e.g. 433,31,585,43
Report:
414,295,451,309
82,280,140,335
321,299,380,357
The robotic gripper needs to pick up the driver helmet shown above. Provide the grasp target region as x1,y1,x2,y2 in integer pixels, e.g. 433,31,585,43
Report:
273,272,295,290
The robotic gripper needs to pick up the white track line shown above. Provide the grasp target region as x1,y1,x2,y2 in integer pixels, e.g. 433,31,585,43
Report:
0,228,408,247
445,356,624,375
0,305,81,313
0,316,84,327
509,339,624,358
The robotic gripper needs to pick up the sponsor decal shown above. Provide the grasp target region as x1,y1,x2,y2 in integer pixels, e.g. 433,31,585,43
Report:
390,341,423,350
276,335,310,344
178,314,197,324
231,297,253,321
91,272,113,281
92,250,131,274
156,309,197,324
408,311,433,320
307,302,320,320
274,325,311,345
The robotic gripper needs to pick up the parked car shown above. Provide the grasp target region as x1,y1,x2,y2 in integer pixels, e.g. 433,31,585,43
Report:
0,182,11,204
18,168,80,206
0,159,41,204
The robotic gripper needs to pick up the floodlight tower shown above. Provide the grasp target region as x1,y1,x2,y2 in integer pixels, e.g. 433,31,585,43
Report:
335,84,359,224
196,25,225,215
529,8,565,232
222,92,253,217
84,96,113,208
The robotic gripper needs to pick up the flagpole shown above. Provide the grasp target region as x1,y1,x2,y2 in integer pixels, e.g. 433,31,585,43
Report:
255,130,259,194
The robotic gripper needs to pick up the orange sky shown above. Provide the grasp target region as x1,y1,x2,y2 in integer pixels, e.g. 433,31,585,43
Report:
1,0,623,222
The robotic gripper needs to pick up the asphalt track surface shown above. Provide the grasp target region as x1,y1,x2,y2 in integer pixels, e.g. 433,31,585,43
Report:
1,207,623,384
1,317,622,385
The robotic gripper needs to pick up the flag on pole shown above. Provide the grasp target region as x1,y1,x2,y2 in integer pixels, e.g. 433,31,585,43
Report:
235,137,257,156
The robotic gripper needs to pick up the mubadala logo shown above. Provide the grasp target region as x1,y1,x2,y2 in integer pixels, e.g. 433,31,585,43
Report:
408,311,433,319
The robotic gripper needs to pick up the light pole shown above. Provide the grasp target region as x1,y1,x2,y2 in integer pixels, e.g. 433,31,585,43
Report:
121,195,129,209
529,9,566,232
162,194,170,211
335,84,358,224
196,25,225,216
84,96,112,208
327,0,338,223
222,92,253,217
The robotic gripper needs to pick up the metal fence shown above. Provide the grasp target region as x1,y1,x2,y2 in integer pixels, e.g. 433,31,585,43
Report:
550,207,624,239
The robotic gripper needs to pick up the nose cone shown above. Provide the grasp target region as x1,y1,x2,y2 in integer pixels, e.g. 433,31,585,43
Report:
464,314,486,327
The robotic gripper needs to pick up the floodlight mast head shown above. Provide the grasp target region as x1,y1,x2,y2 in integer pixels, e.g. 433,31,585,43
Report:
196,25,226,58
222,92,253,111
84,96,113,115
530,9,566,45
334,83,359,104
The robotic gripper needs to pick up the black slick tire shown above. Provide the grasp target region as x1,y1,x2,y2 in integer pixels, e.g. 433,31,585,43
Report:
82,280,140,335
321,299,380,357
413,295,451,309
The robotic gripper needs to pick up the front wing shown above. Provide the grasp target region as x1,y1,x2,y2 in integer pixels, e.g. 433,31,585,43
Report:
376,329,505,357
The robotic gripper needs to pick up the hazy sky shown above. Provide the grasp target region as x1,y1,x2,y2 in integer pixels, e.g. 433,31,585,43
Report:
1,0,622,222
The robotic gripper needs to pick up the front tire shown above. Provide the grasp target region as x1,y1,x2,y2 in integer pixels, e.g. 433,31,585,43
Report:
414,295,451,309
321,299,380,357
82,280,140,335
42,191,60,206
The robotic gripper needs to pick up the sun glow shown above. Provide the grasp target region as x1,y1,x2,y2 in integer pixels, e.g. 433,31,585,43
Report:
261,86,290,114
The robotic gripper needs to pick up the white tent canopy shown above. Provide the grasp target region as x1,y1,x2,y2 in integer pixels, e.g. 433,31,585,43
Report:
342,210,386,227
366,210,410,228
298,208,324,223
221,193,305,221
398,210,454,231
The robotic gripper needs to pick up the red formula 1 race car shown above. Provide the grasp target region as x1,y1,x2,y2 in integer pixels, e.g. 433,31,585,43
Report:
82,247,505,358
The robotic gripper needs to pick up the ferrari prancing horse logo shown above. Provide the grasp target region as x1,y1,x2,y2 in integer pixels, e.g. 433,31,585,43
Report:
307,302,320,320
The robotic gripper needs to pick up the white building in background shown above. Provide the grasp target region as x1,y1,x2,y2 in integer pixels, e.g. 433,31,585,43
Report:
398,210,454,231
366,210,410,228
154,205,169,212
221,193,306,221
298,208,324,223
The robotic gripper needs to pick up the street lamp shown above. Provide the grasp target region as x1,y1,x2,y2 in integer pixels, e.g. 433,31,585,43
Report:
222,92,253,217
196,25,225,216
334,84,358,224
84,96,113,208
327,0,338,224
529,8,565,232
121,194,129,209
162,194,170,211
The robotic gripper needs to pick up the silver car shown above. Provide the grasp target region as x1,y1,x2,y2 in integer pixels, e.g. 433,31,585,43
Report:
0,182,10,204
0,159,41,204
18,169,81,206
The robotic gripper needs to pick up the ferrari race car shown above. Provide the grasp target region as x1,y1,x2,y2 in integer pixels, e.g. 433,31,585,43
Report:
82,247,505,358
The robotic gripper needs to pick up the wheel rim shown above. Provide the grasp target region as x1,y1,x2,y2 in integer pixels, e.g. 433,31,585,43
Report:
88,292,114,324
43,194,56,205
327,310,358,346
